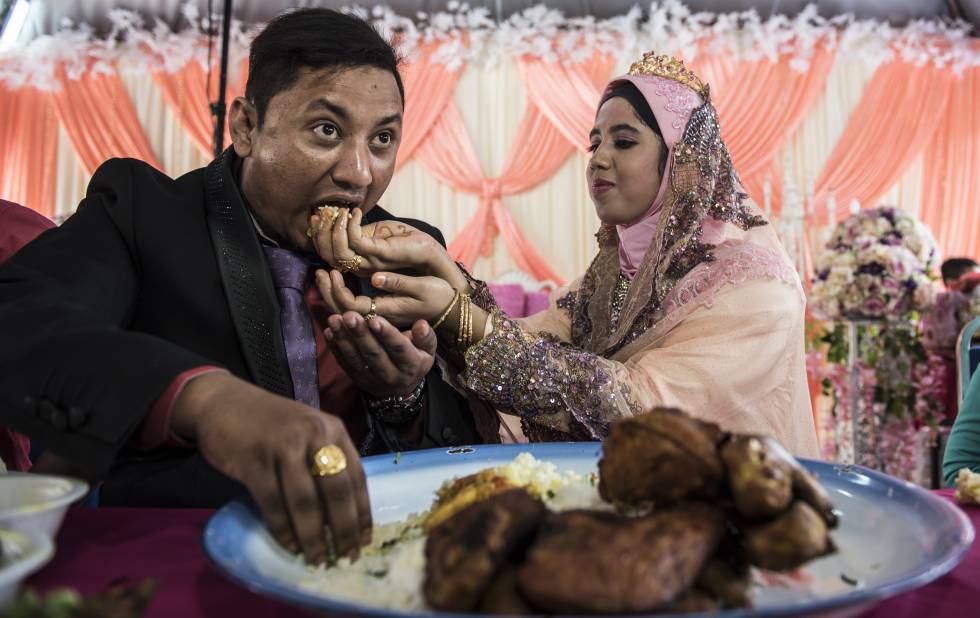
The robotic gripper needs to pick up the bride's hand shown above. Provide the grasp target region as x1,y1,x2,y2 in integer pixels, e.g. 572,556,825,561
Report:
315,269,456,329
310,208,447,277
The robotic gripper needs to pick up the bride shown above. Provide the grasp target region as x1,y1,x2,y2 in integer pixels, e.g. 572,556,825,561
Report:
310,51,819,457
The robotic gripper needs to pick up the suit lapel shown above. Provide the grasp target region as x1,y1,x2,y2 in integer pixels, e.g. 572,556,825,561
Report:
204,150,293,398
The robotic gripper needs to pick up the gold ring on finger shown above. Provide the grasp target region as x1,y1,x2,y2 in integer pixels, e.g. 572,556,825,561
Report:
336,255,363,273
364,298,378,321
311,445,348,477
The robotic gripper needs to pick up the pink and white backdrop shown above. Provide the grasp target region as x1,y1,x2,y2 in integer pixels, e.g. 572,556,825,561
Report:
1,2,979,287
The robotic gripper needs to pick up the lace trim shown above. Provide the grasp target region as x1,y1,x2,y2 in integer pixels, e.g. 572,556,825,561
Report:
456,261,498,313
555,290,576,319
656,242,798,336
652,78,702,130
609,273,631,327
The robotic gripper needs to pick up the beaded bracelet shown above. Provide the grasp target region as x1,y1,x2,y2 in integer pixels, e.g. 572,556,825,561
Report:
364,377,426,425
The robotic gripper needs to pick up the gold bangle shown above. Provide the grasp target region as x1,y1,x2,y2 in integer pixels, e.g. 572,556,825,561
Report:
431,290,461,330
456,293,473,348
464,295,472,347
455,293,465,346
466,297,474,346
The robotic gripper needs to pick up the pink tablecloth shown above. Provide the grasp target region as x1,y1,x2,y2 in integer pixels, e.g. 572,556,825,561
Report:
25,491,979,617
26,508,305,617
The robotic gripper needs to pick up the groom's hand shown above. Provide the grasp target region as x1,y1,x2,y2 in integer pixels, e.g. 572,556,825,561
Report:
324,311,435,398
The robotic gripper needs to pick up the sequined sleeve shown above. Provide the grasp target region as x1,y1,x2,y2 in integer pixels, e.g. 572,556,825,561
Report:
456,262,498,313
461,310,640,440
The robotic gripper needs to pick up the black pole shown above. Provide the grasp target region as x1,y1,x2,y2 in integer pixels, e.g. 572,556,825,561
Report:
211,0,233,158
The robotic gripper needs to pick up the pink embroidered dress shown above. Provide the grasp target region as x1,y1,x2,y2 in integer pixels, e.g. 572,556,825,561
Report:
454,54,819,457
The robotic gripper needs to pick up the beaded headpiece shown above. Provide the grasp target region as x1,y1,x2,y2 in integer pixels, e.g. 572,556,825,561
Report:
628,52,708,97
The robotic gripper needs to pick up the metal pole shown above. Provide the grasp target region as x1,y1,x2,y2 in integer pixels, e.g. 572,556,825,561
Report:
211,0,233,158
846,319,859,465
847,318,883,470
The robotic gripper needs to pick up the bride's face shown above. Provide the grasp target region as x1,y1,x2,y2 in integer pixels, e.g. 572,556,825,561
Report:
587,97,665,225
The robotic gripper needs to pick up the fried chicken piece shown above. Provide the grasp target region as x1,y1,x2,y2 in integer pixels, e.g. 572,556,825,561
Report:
425,468,517,530
477,563,535,615
696,558,752,608
518,503,725,613
788,462,838,528
724,435,838,528
598,407,726,509
742,500,835,571
722,435,794,519
661,588,721,613
423,489,545,612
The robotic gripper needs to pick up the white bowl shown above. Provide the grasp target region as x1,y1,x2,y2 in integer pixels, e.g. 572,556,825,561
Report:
0,527,54,606
0,473,89,539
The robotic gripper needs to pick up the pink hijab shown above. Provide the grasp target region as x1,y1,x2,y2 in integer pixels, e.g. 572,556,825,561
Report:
601,75,724,278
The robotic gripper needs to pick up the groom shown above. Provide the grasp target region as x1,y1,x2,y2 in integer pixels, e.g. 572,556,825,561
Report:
0,8,477,563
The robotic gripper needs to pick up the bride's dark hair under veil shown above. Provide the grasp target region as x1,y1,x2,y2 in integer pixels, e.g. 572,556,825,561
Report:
600,82,668,174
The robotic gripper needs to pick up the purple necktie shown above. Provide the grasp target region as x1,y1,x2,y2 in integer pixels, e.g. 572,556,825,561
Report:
263,246,320,409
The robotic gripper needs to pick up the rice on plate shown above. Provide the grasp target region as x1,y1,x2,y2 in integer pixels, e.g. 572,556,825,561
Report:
296,453,607,610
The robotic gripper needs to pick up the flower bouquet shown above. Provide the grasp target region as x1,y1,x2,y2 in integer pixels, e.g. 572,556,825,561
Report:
809,206,938,321
809,207,946,482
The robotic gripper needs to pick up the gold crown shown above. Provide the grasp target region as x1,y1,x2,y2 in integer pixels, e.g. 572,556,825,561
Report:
628,52,707,97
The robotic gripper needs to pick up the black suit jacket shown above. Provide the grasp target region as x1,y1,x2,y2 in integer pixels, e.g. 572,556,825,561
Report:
0,149,477,507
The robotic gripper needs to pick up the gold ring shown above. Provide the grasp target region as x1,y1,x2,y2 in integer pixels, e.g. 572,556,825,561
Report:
364,298,377,321
336,255,363,273
311,445,348,477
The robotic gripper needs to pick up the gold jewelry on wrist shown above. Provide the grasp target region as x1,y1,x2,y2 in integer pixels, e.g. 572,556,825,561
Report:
456,293,473,348
431,290,461,330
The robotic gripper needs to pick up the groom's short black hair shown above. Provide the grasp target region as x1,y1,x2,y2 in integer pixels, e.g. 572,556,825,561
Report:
245,8,404,127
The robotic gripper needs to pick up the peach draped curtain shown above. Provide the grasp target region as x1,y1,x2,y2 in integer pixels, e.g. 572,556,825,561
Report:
417,102,569,283
50,65,163,175
0,85,58,218
692,47,836,214
412,53,615,283
518,53,616,151
396,43,465,170
812,60,955,225
3,44,980,284
152,63,230,157
156,44,464,164
920,66,980,259
153,57,249,157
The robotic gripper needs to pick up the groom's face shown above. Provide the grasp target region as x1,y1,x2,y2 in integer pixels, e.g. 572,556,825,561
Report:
232,65,403,253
